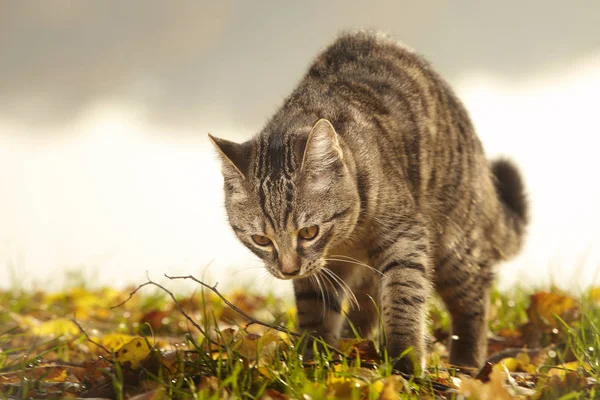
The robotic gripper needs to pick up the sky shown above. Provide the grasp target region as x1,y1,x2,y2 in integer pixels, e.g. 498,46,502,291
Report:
1,1,599,295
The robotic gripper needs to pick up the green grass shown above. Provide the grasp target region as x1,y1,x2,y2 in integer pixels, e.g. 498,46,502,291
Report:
1,281,600,399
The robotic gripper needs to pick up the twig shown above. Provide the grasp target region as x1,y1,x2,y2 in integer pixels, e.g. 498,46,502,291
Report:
165,274,300,337
111,275,216,345
71,317,111,355
164,274,351,358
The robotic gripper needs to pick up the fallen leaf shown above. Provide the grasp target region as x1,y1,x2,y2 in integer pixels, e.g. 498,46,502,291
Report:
537,371,590,399
101,332,138,352
261,388,289,399
493,352,537,374
339,339,379,362
377,375,406,399
114,337,152,369
546,361,583,377
528,291,578,327
128,388,168,400
458,369,519,399
33,318,80,337
326,365,381,399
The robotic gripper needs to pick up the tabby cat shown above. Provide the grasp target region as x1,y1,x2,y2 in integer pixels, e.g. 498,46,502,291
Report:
209,31,528,374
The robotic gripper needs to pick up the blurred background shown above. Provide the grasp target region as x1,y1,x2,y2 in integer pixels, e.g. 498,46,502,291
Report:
1,1,599,295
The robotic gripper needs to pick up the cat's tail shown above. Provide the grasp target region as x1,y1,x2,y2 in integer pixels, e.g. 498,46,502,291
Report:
490,159,529,257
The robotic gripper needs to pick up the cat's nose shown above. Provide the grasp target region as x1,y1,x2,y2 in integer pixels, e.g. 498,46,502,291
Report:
279,254,300,277
281,267,300,277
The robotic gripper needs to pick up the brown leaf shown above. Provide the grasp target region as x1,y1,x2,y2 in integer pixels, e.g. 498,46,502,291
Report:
140,310,171,331
488,329,524,355
537,371,590,400
261,388,289,399
339,339,379,362
128,388,169,400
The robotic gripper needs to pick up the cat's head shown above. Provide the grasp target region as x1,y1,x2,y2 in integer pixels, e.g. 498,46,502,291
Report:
209,119,361,280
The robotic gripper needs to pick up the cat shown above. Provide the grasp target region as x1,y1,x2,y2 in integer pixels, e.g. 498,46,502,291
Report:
209,31,528,374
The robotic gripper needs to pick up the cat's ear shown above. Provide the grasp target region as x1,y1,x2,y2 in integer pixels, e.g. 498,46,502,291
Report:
300,119,343,172
208,134,253,179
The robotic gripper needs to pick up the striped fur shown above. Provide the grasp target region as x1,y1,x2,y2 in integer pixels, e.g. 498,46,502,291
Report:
210,31,528,374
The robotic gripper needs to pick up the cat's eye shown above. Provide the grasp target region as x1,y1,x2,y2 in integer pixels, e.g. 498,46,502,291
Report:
298,226,319,241
251,234,272,246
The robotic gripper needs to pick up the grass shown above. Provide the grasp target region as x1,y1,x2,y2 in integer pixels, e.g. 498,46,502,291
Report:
1,278,600,399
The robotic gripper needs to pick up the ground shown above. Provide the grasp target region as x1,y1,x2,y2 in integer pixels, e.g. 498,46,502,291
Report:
1,273,599,399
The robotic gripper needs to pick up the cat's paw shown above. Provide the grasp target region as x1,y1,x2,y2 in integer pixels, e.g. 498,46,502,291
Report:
392,355,423,377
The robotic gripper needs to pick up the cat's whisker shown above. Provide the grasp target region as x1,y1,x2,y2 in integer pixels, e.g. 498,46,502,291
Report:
324,256,384,276
319,269,354,312
310,274,327,319
322,267,359,310
258,271,275,292
247,270,272,291
330,254,380,272
317,270,341,299
326,254,380,274
231,266,264,276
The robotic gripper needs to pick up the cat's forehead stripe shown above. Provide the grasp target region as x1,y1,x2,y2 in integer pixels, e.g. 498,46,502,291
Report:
253,132,301,232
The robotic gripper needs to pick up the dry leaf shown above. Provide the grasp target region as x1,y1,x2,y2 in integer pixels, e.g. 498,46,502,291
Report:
339,339,379,362
537,371,590,399
114,337,152,369
377,376,406,399
326,365,383,399
100,332,138,352
33,318,80,337
458,369,519,399
128,388,169,400
493,352,537,374
261,388,289,399
528,291,578,327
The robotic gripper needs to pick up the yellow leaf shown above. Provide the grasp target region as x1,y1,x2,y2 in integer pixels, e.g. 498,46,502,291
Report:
101,333,138,352
326,366,380,399
10,312,41,330
493,352,537,374
589,287,600,302
493,357,518,372
114,337,151,369
376,376,406,399
528,291,578,326
546,361,583,377
33,318,79,337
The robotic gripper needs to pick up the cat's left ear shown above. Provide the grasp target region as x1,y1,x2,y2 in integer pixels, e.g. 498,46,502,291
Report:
208,134,253,179
300,119,344,172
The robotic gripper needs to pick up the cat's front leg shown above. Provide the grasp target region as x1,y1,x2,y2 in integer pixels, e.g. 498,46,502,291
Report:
293,277,345,357
369,222,431,375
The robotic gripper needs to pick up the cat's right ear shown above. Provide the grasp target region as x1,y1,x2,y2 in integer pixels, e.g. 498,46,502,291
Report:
208,134,253,179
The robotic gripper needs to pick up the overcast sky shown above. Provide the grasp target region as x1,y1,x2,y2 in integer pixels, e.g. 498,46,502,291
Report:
1,2,599,292
2,1,599,131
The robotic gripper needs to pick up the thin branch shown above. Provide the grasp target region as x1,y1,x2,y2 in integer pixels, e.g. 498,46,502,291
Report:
164,274,347,357
111,276,217,346
71,317,111,355
165,274,300,337
111,281,155,309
